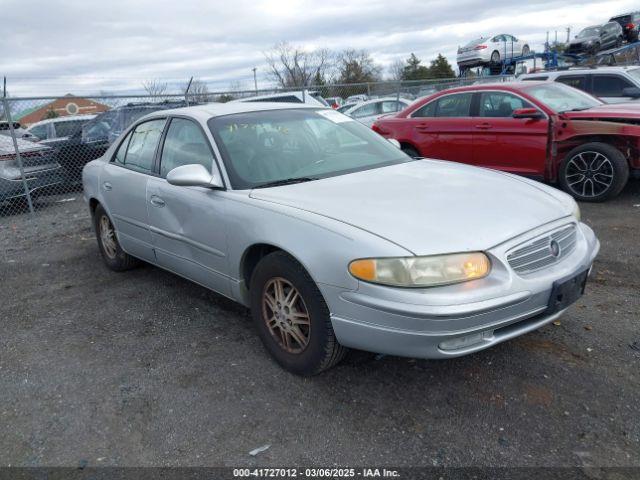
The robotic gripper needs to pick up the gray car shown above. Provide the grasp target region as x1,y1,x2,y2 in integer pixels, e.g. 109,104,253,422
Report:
567,23,623,54
0,135,63,205
82,103,600,375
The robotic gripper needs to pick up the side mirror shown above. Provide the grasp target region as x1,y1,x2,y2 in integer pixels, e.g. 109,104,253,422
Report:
166,164,223,189
512,108,543,119
387,138,401,149
622,87,640,98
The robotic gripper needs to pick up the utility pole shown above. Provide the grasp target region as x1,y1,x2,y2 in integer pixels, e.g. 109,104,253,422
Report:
252,67,258,93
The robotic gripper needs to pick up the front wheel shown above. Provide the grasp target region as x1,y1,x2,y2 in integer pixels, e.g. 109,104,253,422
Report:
558,143,629,202
249,251,347,375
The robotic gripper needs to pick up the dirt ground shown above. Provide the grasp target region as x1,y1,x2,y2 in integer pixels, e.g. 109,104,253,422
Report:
0,182,638,468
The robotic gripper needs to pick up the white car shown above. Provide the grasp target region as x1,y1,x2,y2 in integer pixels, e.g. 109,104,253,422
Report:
457,34,530,68
519,66,640,104
343,97,412,127
233,90,328,107
26,114,96,143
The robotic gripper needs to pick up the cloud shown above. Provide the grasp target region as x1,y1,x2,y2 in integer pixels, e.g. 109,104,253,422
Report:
1,0,636,96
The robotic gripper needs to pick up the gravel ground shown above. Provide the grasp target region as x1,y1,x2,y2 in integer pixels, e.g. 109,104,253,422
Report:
0,183,639,469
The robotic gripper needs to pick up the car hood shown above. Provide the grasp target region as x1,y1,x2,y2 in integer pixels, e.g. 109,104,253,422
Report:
249,161,571,255
562,103,640,118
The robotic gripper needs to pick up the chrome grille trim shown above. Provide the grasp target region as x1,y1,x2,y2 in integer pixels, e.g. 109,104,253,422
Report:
507,225,577,274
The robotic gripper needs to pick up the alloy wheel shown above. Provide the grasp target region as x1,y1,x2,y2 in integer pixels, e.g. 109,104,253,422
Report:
261,277,311,354
565,151,614,198
99,214,117,259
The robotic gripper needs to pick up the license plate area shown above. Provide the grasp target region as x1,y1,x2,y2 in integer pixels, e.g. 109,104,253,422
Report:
547,268,589,314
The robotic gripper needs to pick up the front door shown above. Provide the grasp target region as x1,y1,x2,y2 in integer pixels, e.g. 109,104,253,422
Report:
472,91,549,176
99,118,167,263
146,117,231,297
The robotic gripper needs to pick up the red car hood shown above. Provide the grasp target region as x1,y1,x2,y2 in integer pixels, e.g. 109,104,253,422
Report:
561,102,640,119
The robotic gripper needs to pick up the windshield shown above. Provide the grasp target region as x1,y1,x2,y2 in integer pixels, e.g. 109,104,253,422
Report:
208,108,410,189
463,38,484,47
522,83,602,112
578,27,600,38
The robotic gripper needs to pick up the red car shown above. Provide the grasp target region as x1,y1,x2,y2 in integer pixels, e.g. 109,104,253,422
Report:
372,82,640,202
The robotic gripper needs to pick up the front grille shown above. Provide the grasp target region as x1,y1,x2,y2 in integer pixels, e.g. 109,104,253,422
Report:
507,225,577,274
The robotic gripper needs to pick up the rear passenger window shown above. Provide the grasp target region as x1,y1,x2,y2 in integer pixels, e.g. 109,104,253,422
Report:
434,93,473,117
592,75,634,97
160,118,214,178
412,101,436,117
122,119,166,174
556,76,587,91
113,131,132,165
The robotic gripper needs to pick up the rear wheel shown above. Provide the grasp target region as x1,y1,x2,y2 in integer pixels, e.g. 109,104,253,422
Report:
93,204,140,271
249,251,347,375
558,143,629,202
521,45,530,56
491,50,501,63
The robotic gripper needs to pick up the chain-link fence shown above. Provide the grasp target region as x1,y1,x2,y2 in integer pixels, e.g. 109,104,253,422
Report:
0,75,514,220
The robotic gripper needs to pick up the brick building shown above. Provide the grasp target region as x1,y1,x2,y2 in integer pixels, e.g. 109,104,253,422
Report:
16,94,109,126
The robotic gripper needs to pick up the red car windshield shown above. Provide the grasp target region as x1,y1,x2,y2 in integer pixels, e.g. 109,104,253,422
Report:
521,83,602,113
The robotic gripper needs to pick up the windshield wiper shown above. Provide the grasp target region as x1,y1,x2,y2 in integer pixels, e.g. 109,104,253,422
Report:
254,177,319,189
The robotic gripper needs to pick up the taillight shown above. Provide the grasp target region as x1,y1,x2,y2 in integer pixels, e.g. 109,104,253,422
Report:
626,23,635,29
372,123,389,135
474,45,488,50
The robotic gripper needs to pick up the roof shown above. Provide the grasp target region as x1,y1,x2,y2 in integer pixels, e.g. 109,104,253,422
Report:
520,66,640,78
27,114,97,128
140,101,322,122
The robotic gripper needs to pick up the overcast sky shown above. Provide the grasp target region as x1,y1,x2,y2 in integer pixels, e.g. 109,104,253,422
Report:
0,0,636,97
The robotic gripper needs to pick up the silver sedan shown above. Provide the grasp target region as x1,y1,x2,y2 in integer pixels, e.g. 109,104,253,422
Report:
82,102,599,375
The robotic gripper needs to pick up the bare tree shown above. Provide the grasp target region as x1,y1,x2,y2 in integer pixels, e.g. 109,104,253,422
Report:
183,78,210,103
264,42,333,88
388,59,405,81
142,79,168,99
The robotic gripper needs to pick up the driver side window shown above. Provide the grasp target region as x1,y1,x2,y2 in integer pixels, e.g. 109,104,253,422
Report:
159,118,215,178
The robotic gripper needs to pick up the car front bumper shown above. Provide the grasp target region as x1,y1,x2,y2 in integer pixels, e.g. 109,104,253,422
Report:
323,220,599,359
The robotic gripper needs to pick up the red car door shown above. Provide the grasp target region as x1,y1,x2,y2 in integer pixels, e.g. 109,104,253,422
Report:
406,92,475,164
472,91,549,176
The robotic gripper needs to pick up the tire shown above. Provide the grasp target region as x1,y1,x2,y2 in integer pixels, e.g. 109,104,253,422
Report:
522,45,530,56
558,142,629,202
249,251,347,375
491,50,500,64
616,37,623,48
401,145,420,158
592,43,601,55
93,203,140,271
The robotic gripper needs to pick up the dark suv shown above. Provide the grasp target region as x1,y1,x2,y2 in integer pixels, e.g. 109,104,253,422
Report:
567,23,623,54
609,11,640,42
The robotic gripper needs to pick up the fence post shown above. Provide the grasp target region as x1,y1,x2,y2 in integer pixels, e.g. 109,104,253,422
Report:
396,81,401,103
2,97,34,215
367,83,371,97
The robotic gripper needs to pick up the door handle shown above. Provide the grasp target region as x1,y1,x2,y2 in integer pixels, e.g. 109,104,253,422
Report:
415,124,430,132
149,195,165,207
102,182,112,191
475,123,493,130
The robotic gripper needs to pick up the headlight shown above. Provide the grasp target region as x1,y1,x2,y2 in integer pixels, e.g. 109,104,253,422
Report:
349,252,491,288
571,201,581,222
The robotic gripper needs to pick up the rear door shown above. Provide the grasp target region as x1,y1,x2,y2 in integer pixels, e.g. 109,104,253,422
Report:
146,117,231,296
407,92,475,163
99,118,166,263
472,91,549,176
555,75,590,96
